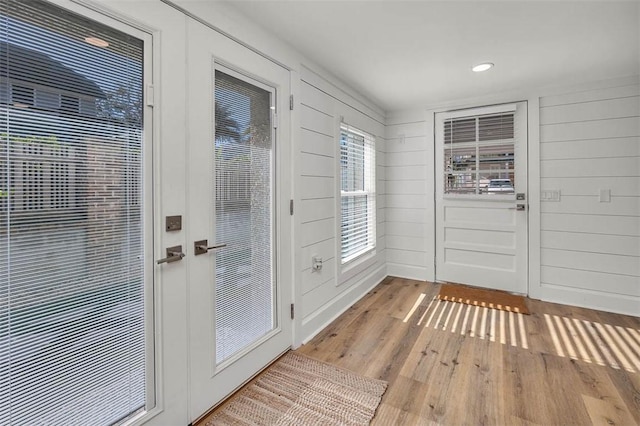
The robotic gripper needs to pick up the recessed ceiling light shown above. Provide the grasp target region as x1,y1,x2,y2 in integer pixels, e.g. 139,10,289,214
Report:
84,36,109,48
472,62,494,72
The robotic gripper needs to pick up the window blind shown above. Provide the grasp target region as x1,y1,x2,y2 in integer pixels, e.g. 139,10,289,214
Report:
0,1,146,424
214,70,275,364
444,112,515,195
340,124,375,264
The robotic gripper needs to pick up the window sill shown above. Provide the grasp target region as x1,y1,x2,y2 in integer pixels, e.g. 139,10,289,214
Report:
337,248,377,286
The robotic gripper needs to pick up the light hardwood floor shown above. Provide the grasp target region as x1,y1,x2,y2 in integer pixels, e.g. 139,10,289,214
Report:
296,277,640,425
202,277,640,425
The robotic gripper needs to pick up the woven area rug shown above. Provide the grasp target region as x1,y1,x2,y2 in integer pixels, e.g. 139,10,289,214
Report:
203,352,387,426
438,282,530,314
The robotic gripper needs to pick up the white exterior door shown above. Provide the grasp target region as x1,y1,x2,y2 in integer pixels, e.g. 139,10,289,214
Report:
435,102,528,294
186,20,292,420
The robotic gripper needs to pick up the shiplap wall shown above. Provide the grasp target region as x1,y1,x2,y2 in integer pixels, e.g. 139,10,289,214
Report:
384,78,639,316
536,81,640,315
384,111,431,281
298,67,387,342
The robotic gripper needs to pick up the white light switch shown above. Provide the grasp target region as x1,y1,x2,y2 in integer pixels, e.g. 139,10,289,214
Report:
599,189,611,203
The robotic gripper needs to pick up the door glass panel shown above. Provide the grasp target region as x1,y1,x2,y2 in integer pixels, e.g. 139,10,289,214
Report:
444,113,515,195
214,70,274,364
444,146,476,194
478,144,514,194
0,1,146,424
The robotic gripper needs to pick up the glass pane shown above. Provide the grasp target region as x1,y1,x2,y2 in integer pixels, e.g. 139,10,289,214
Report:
444,117,476,144
214,70,274,364
444,146,477,194
0,1,145,424
478,143,515,194
341,194,371,260
478,113,514,141
340,131,365,191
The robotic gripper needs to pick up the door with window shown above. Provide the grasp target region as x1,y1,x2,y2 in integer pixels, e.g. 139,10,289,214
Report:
435,102,528,294
186,20,292,420
0,1,154,424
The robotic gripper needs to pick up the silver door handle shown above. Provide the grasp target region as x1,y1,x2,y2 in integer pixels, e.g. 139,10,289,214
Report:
508,204,527,211
194,240,227,255
156,245,185,264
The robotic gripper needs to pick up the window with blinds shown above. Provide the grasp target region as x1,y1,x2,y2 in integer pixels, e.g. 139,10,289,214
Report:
214,70,275,364
0,1,147,425
444,113,515,195
340,124,376,264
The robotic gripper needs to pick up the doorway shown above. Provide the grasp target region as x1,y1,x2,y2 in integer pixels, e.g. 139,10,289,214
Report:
435,102,528,294
0,1,152,423
185,20,293,420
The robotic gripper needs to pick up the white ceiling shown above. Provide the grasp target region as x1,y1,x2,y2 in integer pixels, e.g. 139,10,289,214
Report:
222,0,640,112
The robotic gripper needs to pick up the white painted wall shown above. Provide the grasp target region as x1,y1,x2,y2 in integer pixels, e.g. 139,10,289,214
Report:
297,66,387,344
533,81,640,315
384,110,433,281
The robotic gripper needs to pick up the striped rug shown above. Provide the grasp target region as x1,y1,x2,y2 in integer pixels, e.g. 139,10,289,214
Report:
203,352,387,426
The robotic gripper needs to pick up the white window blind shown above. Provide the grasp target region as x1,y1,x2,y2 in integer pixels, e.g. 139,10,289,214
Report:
0,1,146,425
444,112,515,195
214,70,275,364
340,124,375,264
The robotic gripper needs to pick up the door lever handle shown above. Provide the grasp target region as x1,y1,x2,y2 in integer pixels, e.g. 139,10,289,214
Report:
194,240,227,255
156,245,185,264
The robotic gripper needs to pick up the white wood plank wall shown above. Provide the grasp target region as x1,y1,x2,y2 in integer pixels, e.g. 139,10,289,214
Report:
384,112,429,280
298,67,387,341
538,81,640,315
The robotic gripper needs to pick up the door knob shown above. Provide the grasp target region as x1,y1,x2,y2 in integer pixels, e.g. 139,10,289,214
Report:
156,245,185,264
194,240,227,255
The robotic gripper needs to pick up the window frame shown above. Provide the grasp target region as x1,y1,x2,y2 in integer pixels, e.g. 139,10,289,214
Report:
336,122,376,281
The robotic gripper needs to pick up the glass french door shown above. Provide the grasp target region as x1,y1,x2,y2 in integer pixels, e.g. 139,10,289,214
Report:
186,20,292,421
0,1,153,424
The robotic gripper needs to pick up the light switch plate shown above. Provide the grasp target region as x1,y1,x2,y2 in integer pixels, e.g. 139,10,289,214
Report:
599,189,611,203
541,190,560,202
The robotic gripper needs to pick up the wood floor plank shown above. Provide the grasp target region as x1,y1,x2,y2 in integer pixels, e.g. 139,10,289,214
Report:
605,365,640,424
582,394,637,426
387,279,433,321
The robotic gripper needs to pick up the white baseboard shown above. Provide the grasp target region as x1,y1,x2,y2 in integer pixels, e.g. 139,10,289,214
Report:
534,283,640,317
387,263,428,281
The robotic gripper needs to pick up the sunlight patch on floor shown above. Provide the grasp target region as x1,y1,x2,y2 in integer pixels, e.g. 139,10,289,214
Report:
544,313,640,373
401,293,640,373
409,295,529,348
